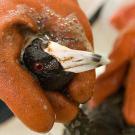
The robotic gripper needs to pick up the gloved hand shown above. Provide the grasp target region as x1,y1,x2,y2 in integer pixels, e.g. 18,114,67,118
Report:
90,3,135,126
0,0,95,132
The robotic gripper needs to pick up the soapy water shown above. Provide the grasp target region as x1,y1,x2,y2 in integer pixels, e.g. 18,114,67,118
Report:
3,4,93,51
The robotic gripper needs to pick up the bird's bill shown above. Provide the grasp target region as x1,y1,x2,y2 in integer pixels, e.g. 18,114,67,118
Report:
43,41,110,73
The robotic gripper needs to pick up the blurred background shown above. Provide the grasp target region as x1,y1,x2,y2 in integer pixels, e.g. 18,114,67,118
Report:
0,0,132,134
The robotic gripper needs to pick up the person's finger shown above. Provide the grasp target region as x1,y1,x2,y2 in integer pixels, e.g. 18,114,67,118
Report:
90,66,127,107
111,3,135,30
0,62,55,132
46,91,78,123
0,9,55,131
102,25,135,77
68,70,95,103
123,58,135,125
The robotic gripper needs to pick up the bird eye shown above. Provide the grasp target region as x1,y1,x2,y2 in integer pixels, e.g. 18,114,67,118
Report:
34,63,44,72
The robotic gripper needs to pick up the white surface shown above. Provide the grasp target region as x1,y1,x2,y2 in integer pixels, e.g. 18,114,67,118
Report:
78,0,106,17
0,118,64,135
0,0,120,135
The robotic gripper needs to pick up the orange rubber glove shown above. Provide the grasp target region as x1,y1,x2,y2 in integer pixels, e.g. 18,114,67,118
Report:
0,0,95,132
90,3,135,126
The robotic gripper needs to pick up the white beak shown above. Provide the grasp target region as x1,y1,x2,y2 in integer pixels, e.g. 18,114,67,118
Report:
42,41,109,73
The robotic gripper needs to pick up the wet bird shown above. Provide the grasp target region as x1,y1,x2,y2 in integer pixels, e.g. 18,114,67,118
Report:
22,34,109,91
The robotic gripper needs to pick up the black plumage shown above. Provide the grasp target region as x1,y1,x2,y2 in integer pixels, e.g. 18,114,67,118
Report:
22,36,74,91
